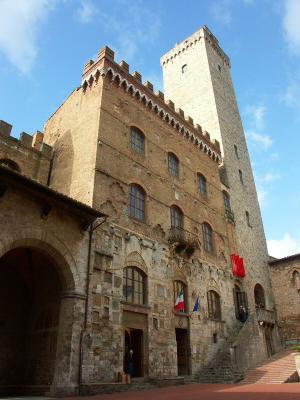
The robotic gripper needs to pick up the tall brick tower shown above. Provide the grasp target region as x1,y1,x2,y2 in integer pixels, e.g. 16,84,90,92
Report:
161,26,273,311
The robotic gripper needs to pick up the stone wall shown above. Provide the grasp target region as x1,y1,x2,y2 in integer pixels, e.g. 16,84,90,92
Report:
0,178,91,396
270,256,300,345
0,122,51,184
161,27,274,313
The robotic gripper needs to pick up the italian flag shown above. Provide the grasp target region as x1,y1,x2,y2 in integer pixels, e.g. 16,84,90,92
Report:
174,292,185,312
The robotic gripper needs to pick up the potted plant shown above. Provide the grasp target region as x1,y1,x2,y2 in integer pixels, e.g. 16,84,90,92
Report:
292,345,300,378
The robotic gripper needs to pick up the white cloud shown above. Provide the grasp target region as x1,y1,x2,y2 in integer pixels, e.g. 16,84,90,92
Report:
257,188,268,208
270,152,280,161
260,172,281,183
211,1,232,25
246,130,273,149
0,0,58,74
267,233,300,258
77,0,161,62
284,79,300,110
76,0,97,24
244,105,266,130
282,0,300,56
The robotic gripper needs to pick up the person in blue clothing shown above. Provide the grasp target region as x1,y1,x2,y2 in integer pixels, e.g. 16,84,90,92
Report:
125,349,134,376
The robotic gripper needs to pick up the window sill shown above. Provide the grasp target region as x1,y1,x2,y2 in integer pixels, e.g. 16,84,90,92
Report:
128,215,148,226
121,301,151,314
173,311,189,317
198,192,208,201
208,318,225,323
130,149,146,158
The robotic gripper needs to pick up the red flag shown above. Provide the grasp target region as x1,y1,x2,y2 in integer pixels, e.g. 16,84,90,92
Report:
231,254,239,276
239,257,245,278
231,254,246,278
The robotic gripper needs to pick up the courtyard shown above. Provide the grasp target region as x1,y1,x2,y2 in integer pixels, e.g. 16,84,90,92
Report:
62,383,300,400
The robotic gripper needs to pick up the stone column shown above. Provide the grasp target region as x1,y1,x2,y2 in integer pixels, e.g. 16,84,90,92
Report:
49,291,86,397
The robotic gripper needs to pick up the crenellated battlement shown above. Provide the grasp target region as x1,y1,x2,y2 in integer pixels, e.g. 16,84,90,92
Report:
160,25,230,68
0,120,52,158
81,47,221,164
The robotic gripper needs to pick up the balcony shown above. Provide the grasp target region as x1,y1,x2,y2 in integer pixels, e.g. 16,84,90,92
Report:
225,209,235,224
256,308,275,325
168,227,198,257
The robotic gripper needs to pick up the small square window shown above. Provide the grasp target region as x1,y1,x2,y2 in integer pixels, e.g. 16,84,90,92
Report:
218,65,222,72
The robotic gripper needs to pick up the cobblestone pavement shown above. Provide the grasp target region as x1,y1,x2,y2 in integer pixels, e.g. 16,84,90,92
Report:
65,383,300,400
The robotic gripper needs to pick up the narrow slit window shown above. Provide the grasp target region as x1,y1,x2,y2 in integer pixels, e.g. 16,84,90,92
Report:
239,169,244,185
181,64,187,74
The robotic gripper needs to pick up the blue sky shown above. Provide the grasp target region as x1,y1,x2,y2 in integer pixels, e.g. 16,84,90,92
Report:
1,0,300,258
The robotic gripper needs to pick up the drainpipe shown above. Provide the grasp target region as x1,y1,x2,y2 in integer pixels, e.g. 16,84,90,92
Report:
78,216,107,395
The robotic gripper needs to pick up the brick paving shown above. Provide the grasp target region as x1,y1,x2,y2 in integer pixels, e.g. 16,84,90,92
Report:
241,350,296,384
64,383,300,400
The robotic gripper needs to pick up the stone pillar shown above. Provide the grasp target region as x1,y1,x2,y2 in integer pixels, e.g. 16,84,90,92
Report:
49,291,86,397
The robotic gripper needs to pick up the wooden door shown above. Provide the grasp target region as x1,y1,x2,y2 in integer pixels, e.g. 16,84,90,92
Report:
176,328,188,375
264,326,275,357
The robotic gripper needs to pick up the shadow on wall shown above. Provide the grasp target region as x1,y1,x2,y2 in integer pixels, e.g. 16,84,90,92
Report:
49,130,74,196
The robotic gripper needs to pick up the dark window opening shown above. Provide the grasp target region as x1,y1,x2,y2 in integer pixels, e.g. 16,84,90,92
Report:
170,206,183,229
207,290,221,320
198,173,207,196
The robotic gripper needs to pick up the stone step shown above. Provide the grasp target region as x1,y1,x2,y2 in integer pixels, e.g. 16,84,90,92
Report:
240,349,298,384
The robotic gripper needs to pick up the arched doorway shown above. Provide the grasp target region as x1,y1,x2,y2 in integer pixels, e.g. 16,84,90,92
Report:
0,247,64,395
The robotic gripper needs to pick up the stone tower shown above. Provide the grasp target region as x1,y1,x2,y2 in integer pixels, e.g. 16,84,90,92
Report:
161,26,273,310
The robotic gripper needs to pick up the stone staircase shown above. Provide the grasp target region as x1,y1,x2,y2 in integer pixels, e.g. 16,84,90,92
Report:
194,321,246,384
240,349,298,384
196,348,244,383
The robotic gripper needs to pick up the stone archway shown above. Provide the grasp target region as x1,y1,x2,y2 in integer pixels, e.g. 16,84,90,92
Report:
0,242,81,396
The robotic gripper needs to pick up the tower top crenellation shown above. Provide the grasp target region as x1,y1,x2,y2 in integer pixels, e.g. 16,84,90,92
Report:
160,25,230,68
81,45,221,161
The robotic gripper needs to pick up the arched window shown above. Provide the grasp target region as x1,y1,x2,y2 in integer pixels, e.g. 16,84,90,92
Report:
198,174,207,196
254,284,265,309
128,184,145,221
174,280,187,313
168,153,179,177
181,64,188,74
123,266,146,305
0,158,21,173
170,205,183,229
293,271,300,290
130,127,145,154
202,222,213,252
233,284,248,320
207,290,221,320
223,190,231,211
